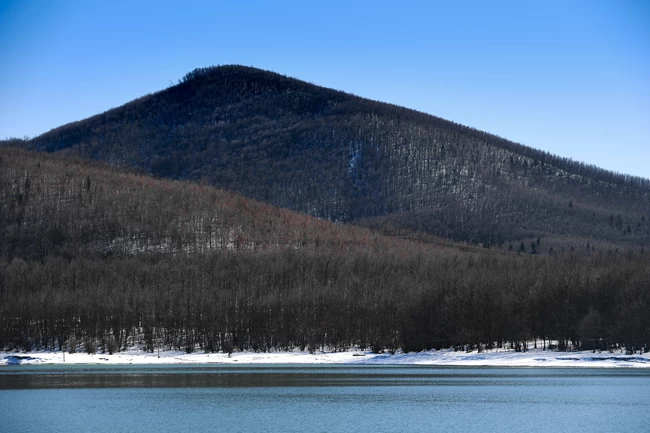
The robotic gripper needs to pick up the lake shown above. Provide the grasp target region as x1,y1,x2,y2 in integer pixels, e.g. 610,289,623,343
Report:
1,365,649,433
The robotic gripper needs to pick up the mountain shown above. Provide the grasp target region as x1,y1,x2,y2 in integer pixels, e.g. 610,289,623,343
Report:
2,69,649,355
17,65,650,252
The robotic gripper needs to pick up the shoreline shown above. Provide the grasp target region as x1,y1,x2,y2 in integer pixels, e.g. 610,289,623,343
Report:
3,348,649,368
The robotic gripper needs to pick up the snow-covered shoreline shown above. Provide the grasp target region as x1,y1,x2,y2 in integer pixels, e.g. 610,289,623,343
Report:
3,348,649,368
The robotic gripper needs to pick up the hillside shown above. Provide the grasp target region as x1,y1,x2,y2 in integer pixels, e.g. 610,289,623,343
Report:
1,148,649,355
15,65,649,251
0,147,429,261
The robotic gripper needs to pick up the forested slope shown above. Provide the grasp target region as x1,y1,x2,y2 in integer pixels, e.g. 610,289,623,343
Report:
18,65,650,251
0,147,423,261
1,149,648,355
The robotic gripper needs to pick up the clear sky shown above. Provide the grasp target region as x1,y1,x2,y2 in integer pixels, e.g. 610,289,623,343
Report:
1,0,648,178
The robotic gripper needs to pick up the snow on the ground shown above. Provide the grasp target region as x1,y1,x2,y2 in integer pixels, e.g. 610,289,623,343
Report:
2,347,649,368
355,348,650,368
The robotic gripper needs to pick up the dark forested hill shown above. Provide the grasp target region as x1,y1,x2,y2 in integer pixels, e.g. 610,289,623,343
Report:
13,65,650,251
0,147,429,262
1,148,649,354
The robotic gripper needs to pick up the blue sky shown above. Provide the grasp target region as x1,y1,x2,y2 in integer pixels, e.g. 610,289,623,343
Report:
1,0,648,178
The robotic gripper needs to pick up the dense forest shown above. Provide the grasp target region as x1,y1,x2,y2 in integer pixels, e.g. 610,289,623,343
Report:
12,65,649,252
1,149,649,355
0,147,422,261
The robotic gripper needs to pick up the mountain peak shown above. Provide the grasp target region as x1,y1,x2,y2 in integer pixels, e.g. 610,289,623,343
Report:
180,64,275,81
175,64,307,91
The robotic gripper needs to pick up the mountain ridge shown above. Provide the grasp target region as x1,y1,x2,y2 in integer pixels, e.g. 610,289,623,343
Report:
31,65,650,188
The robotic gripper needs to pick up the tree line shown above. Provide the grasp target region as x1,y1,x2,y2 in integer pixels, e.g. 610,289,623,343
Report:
1,250,648,355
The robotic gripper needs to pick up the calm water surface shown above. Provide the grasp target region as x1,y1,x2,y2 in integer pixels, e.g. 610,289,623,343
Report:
1,365,648,433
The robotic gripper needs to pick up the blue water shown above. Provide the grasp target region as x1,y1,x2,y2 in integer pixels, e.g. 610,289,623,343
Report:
1,365,648,433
